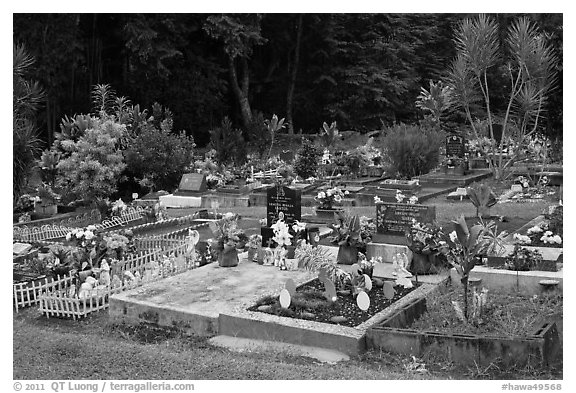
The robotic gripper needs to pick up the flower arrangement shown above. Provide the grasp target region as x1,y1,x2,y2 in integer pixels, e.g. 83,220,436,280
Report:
526,224,562,245
505,245,544,271
330,212,375,251
110,198,127,216
405,219,445,255
442,156,467,168
103,233,130,260
315,187,348,209
466,137,494,158
271,219,293,247
395,190,419,204
210,213,247,256
66,225,98,246
270,219,294,269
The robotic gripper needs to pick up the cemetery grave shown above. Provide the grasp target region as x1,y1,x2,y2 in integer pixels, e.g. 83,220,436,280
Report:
13,13,563,379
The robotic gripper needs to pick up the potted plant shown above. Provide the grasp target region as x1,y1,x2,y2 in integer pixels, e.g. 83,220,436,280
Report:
314,187,348,219
246,234,262,262
330,211,375,265
210,213,246,267
405,220,450,275
467,183,498,218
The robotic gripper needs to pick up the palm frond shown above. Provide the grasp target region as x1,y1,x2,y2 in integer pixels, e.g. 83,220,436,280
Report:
453,14,500,76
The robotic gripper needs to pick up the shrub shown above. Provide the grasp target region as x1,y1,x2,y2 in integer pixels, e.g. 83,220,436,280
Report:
245,111,270,158
380,124,443,179
56,119,127,203
293,138,321,179
209,117,246,165
124,109,195,192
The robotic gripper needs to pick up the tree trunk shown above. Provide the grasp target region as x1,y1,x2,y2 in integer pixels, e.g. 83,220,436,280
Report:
228,56,253,129
286,14,303,135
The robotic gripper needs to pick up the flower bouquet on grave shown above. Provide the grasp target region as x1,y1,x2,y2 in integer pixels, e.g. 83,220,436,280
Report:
210,213,246,267
330,211,375,265
405,219,450,275
395,190,419,204
315,187,348,220
271,219,293,270
246,234,262,262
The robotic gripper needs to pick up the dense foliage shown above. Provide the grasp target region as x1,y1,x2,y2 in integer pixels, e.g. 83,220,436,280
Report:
293,139,321,179
13,13,562,149
56,119,126,203
13,44,44,202
380,124,444,179
123,111,196,193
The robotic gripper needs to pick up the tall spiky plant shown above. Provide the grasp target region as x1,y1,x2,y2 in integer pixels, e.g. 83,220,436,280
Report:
13,44,44,202
446,15,558,180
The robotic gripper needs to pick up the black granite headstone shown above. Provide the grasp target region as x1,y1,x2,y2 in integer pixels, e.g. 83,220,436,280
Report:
266,186,301,227
173,173,207,196
446,134,465,158
262,185,302,247
376,202,436,236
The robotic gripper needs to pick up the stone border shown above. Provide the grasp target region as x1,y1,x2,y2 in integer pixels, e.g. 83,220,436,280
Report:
366,293,560,367
218,277,447,356
450,266,563,295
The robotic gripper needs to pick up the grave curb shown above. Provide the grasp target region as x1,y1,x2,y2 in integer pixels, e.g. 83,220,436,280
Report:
217,278,445,356
366,294,560,367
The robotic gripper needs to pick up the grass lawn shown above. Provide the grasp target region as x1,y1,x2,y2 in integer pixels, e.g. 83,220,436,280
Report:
13,307,562,380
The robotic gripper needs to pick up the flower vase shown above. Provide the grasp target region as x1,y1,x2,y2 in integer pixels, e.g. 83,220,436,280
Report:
218,248,239,267
337,244,358,265
410,252,435,275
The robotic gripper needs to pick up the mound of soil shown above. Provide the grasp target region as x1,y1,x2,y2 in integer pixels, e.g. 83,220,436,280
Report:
410,285,563,337
248,278,420,328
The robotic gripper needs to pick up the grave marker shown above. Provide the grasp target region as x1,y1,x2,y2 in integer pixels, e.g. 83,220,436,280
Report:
446,134,465,158
266,185,301,227
376,202,436,235
173,173,207,196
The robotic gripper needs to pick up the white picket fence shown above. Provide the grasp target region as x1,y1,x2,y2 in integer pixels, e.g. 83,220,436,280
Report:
13,207,145,242
253,169,281,181
38,238,199,319
13,272,74,313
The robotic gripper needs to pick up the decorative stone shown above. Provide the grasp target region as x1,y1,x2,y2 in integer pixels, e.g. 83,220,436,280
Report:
279,289,291,309
383,281,395,299
322,278,337,302
257,305,273,313
330,316,348,324
301,312,316,319
356,291,370,311
363,274,373,291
